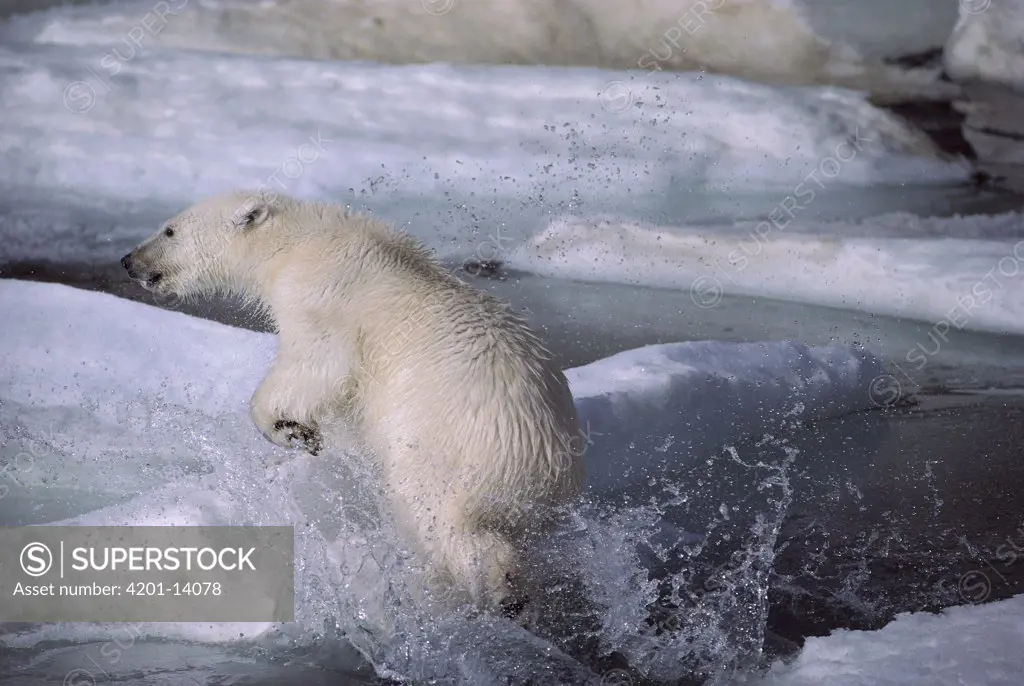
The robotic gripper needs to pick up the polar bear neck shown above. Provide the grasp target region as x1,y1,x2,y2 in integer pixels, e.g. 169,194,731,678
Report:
235,204,452,329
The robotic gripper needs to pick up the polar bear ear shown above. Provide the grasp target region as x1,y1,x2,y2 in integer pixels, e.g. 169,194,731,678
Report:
234,201,270,231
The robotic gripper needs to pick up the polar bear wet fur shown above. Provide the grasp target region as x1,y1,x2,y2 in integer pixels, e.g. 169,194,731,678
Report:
121,190,584,613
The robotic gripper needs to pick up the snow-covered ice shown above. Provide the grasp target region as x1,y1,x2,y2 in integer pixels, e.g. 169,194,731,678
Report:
5,0,959,101
945,0,1024,91
797,0,959,61
747,592,1024,686
2,35,1007,337
0,41,965,210
510,212,1024,336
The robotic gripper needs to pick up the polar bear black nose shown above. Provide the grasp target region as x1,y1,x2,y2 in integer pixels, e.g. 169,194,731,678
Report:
121,253,139,279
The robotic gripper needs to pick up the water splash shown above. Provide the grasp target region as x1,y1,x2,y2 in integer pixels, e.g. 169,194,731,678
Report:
0,393,807,684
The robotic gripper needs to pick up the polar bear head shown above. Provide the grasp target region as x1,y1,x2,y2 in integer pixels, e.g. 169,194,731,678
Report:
120,191,279,297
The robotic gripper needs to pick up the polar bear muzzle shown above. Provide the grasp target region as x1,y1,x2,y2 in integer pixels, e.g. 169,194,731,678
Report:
120,249,166,291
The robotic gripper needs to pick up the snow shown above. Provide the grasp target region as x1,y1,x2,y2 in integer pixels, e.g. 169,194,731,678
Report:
944,0,1024,91
6,0,958,101
747,593,1024,686
797,0,959,61
510,212,1024,336
0,40,965,212
0,278,883,677
0,34,996,337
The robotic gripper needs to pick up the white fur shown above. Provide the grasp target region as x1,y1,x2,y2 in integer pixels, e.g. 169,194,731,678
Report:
123,190,584,613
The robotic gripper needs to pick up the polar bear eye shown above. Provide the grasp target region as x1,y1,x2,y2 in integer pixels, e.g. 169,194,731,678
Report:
164,226,175,238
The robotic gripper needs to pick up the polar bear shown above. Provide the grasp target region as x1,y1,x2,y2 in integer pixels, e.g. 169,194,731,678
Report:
120,190,585,614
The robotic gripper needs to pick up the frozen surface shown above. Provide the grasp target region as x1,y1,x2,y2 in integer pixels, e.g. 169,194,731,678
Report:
510,212,1024,335
797,0,958,61
748,593,1024,686
0,279,885,682
945,0,1024,90
0,35,996,336
6,0,959,100
0,41,965,212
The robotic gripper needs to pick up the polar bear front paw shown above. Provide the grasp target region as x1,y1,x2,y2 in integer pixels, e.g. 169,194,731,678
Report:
271,419,324,455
